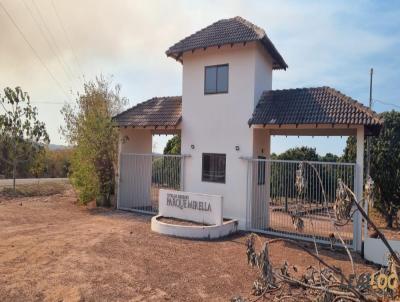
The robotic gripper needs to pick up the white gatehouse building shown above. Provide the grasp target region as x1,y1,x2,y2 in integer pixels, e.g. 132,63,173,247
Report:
113,17,382,250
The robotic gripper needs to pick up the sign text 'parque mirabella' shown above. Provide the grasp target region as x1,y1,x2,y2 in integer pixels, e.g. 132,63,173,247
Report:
166,192,212,212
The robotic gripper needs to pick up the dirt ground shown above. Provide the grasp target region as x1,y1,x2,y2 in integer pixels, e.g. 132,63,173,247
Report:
0,185,377,302
367,208,400,240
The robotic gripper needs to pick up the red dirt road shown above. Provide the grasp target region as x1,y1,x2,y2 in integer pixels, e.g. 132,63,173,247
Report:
0,187,375,301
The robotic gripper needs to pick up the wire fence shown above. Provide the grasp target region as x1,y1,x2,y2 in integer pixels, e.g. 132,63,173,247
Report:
118,153,184,214
245,158,356,246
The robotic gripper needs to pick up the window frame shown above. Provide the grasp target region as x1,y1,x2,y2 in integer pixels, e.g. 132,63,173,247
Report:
201,153,226,184
204,64,229,95
257,156,266,185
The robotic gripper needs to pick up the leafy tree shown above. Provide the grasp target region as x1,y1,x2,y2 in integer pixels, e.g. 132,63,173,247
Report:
270,147,343,204
342,111,400,227
370,111,400,227
151,135,181,188
29,148,47,178
29,148,72,178
45,148,72,178
320,153,339,162
342,136,357,163
276,146,319,161
0,87,49,192
163,135,181,155
61,76,127,205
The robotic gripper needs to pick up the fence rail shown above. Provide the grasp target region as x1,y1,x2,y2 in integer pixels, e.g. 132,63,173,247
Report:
118,153,186,214
245,158,356,246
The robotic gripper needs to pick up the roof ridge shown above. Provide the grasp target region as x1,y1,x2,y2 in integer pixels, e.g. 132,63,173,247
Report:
112,96,182,120
166,18,225,54
152,95,182,100
233,16,265,38
265,86,327,93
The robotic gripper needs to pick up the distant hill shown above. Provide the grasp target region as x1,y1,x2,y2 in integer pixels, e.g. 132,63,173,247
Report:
48,144,70,151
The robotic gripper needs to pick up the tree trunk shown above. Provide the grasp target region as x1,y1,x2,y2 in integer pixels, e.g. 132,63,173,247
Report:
12,159,16,195
386,214,393,228
12,137,17,195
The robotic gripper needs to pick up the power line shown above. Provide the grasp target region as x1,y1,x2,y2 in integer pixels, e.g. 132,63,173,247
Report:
0,1,71,100
366,68,373,178
51,0,84,82
30,0,80,90
31,101,66,105
373,99,400,110
21,0,77,91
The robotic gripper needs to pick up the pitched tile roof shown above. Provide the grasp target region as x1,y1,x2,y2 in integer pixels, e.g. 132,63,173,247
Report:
249,87,382,127
113,88,382,130
112,96,182,127
166,16,288,70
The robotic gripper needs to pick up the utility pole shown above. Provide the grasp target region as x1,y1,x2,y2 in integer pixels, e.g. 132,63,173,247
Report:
367,68,373,177
363,68,374,243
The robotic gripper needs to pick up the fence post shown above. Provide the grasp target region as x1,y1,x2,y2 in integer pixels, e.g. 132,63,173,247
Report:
245,159,250,230
116,136,122,210
265,160,271,228
180,156,184,191
353,127,364,252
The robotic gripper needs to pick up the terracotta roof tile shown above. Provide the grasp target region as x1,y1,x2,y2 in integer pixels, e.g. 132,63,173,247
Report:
112,96,181,127
249,87,382,128
166,16,288,70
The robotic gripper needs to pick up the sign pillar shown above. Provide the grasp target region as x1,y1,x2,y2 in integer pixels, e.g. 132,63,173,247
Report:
159,189,223,225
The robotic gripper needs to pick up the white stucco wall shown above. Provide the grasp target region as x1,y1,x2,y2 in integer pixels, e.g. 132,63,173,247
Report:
118,128,153,209
119,128,152,153
364,238,400,266
181,42,273,228
254,43,273,107
251,129,271,228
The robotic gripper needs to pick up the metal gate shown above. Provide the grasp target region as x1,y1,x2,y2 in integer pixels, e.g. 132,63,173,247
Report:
245,158,356,247
117,153,185,214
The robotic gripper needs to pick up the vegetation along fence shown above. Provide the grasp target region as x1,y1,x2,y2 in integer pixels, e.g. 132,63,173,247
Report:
117,153,185,214
244,158,356,247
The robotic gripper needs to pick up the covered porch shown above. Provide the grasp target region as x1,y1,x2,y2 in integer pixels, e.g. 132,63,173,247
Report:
247,87,382,250
113,96,184,214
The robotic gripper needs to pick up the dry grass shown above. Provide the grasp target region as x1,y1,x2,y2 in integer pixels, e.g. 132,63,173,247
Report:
0,180,69,197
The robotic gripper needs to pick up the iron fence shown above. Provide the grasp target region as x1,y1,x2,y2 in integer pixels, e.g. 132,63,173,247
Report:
118,153,185,214
245,158,356,246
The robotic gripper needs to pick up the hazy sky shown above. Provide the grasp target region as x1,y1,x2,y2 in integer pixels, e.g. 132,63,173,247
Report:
1,0,399,155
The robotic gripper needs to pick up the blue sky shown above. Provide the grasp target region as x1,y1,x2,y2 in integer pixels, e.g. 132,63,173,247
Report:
1,0,399,155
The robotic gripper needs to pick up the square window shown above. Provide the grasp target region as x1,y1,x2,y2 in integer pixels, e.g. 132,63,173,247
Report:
202,153,226,183
204,64,228,94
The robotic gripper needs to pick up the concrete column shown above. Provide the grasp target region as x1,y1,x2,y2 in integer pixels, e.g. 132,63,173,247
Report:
116,131,122,209
118,129,153,209
265,130,271,228
354,126,364,251
251,129,271,229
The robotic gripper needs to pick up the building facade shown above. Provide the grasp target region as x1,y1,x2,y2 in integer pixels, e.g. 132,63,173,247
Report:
113,17,382,249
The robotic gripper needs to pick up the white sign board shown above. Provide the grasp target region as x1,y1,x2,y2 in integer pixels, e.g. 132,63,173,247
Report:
158,189,223,226
364,237,400,266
